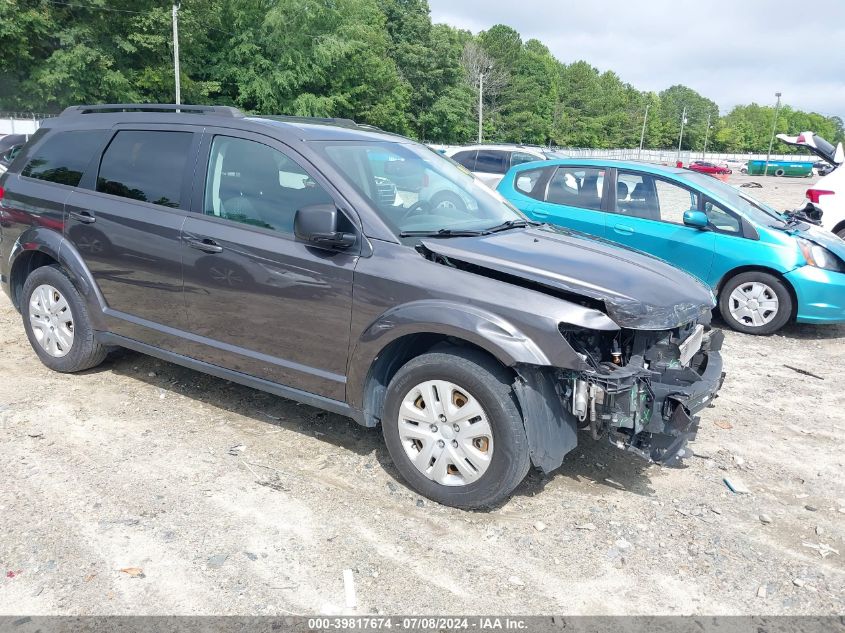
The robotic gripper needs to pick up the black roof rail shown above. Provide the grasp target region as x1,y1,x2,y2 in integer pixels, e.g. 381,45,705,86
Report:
257,114,361,128
59,104,243,117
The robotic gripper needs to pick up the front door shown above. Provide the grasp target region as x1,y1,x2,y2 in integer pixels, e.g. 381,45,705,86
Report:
608,170,715,283
180,132,358,400
64,127,200,343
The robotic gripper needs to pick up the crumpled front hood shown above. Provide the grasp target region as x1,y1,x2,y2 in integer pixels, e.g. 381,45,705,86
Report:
422,226,716,330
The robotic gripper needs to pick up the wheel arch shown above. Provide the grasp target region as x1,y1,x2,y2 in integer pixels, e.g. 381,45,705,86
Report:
715,265,799,321
831,219,845,237
348,301,557,427
8,227,107,328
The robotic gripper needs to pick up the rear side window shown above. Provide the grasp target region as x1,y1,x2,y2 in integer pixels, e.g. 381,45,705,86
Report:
546,167,605,211
96,131,193,208
21,130,107,187
451,150,477,171
514,167,552,200
475,150,507,174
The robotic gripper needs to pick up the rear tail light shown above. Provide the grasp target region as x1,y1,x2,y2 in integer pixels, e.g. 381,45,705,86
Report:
806,188,835,204
0,186,4,201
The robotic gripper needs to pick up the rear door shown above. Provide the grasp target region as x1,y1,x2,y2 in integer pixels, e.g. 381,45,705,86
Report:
473,149,509,188
530,165,609,237
608,170,715,282
64,125,201,342
179,130,358,400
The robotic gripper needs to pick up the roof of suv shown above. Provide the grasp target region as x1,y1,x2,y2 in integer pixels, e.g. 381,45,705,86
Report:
47,103,408,144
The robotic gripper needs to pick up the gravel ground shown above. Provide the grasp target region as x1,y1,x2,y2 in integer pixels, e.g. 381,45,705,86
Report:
0,174,843,616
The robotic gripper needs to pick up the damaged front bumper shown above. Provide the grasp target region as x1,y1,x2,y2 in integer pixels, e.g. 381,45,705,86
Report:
569,326,725,464
514,324,725,473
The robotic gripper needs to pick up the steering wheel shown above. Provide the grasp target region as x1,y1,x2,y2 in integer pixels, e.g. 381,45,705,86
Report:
402,199,433,220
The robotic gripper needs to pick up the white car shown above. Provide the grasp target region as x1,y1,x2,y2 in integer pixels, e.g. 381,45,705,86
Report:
777,131,845,238
445,144,567,189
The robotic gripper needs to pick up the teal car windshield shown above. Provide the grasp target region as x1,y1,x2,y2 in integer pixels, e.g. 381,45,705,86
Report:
314,141,525,237
683,171,787,227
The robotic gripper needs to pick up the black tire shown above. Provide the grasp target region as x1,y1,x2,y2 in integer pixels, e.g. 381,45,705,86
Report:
21,265,108,372
718,271,793,335
740,168,748,174
835,227,845,240
429,190,467,212
382,350,531,509
774,168,785,177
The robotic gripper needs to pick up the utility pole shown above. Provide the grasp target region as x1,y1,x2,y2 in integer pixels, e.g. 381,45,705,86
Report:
676,105,687,165
702,111,712,159
638,103,650,159
477,72,484,144
172,3,181,106
764,92,782,177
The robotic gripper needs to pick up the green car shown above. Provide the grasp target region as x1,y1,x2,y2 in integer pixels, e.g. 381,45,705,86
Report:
745,160,813,177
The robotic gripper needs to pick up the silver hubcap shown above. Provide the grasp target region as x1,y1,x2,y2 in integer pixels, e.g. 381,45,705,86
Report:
398,380,494,486
29,284,74,357
728,281,779,328
435,199,458,210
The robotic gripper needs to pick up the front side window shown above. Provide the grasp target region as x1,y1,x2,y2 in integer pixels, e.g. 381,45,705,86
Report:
315,141,524,238
545,167,605,211
616,171,698,223
704,199,742,233
21,130,107,187
97,131,193,208
204,136,333,234
510,151,541,167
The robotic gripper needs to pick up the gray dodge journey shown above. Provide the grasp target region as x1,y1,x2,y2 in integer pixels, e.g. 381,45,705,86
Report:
0,104,725,508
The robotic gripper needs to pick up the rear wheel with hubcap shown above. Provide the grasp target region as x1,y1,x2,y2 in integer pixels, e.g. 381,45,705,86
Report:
719,271,792,335
382,350,531,509
21,265,108,372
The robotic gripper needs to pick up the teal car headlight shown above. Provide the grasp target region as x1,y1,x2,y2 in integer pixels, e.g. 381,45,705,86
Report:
797,238,845,273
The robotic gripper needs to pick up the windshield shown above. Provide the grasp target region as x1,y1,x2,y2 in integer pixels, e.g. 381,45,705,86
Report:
683,172,787,226
313,141,525,238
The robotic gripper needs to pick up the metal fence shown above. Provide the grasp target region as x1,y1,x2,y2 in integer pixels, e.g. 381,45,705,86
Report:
0,112,56,135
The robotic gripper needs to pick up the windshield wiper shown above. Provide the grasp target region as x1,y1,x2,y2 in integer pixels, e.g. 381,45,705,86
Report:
484,219,541,233
399,228,485,238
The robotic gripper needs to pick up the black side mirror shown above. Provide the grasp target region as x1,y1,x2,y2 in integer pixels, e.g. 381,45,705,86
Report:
294,204,356,250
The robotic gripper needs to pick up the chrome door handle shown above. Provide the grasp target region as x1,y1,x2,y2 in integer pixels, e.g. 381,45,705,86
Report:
186,237,223,254
69,210,96,224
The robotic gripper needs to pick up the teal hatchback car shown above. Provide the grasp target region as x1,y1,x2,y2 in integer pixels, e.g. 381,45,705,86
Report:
498,159,845,334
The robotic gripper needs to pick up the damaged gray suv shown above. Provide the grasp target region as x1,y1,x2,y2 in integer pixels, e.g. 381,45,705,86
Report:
0,104,725,508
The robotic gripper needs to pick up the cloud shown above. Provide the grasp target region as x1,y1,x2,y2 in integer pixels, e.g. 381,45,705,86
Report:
428,0,845,118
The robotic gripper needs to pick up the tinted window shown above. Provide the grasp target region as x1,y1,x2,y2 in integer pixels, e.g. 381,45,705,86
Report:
616,171,698,223
451,150,477,171
204,136,333,234
97,131,192,208
546,167,605,211
474,150,507,174
514,167,551,200
21,130,107,186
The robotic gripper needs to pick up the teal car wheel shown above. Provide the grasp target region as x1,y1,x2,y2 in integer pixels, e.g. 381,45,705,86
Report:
719,272,792,335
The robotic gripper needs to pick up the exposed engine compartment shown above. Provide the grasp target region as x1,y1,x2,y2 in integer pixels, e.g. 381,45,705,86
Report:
559,321,725,463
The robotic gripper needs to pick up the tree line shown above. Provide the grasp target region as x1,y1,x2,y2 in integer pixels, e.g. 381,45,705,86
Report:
1,0,842,153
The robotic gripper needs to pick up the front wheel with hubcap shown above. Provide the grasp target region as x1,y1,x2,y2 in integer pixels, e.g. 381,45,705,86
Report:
382,350,531,509
21,265,108,372
719,271,792,335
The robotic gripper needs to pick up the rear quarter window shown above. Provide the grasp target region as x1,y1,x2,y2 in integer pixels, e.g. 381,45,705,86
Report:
21,129,108,187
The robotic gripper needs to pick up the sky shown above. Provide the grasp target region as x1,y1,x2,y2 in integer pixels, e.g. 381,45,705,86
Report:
427,0,845,119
